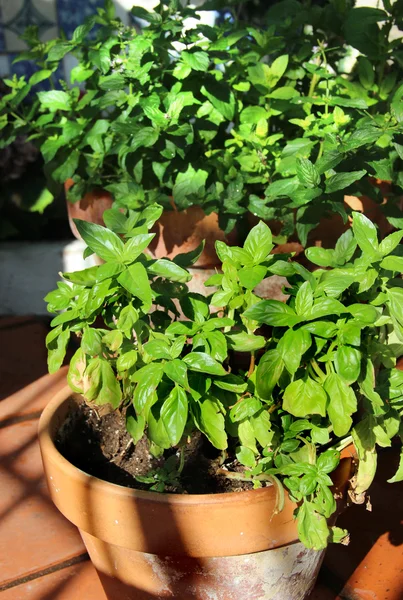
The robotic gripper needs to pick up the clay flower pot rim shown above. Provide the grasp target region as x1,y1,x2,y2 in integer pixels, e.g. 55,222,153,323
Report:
39,386,277,504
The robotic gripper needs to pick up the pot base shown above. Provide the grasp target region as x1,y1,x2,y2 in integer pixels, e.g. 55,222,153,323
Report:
82,530,324,600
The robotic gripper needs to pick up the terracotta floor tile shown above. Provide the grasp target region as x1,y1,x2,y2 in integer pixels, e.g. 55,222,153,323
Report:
324,447,403,600
337,530,403,600
0,317,50,400
309,582,337,600
0,367,68,424
0,419,85,586
0,560,106,600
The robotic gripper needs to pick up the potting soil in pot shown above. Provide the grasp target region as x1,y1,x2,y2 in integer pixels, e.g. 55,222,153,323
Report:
57,399,254,494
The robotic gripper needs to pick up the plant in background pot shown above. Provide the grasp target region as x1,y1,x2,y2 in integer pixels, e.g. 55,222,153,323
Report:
219,0,403,247
40,206,403,599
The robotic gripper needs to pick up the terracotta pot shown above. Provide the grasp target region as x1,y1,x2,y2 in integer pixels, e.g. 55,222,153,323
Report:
38,388,354,600
65,179,113,240
148,206,237,268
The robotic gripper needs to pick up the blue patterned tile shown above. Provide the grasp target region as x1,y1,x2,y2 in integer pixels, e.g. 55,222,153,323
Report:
56,0,105,39
10,53,65,89
0,4,6,52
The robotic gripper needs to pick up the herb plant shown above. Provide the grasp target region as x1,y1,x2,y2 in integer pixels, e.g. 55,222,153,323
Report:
45,206,403,550
2,0,402,240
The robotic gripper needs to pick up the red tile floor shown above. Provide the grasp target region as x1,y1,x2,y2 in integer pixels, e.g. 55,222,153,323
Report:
0,316,402,599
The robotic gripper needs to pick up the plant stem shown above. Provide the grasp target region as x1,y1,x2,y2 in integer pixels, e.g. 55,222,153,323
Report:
247,351,255,377
177,446,185,474
310,358,326,380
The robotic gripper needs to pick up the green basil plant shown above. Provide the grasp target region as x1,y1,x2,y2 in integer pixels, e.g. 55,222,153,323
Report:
2,0,403,240
45,205,403,550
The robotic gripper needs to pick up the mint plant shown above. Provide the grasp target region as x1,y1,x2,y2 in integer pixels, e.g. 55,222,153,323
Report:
2,0,402,240
45,207,403,550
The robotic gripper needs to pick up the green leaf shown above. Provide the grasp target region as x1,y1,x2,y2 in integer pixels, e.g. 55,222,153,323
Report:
352,211,379,256
131,128,159,151
388,447,403,483
278,329,311,375
357,56,374,90
133,363,164,415
147,259,191,283
200,398,227,449
37,90,71,111
296,158,320,188
82,328,103,356
325,171,366,194
118,304,139,338
126,407,145,444
182,51,210,71
283,378,327,418
297,501,330,550
238,265,267,289
244,221,273,264
229,395,261,423
99,73,125,90
173,165,208,204
143,339,172,360
240,106,269,124
226,331,266,352
161,386,188,446
305,247,335,268
122,234,155,264
164,359,189,389
381,255,403,272
334,229,357,265
73,220,124,262
352,417,377,495
118,263,152,310
295,281,314,317
29,69,53,86
236,446,256,468
244,300,301,327
391,84,403,123
174,241,205,268
46,326,69,374
53,150,79,183
117,350,138,371
379,231,403,257
200,79,235,120
256,349,284,400
67,348,86,393
184,352,226,376
325,373,357,437
96,359,122,409
335,346,361,385
83,357,101,401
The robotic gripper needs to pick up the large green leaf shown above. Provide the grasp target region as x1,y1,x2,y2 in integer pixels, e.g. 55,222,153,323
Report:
244,221,273,264
117,263,152,309
244,300,301,327
184,352,226,376
132,363,164,415
325,373,357,437
200,398,227,449
351,211,379,257
147,259,191,283
96,359,122,408
352,417,377,495
161,386,188,446
325,171,366,194
74,220,124,262
37,90,71,111
256,349,284,400
297,501,330,551
283,378,327,417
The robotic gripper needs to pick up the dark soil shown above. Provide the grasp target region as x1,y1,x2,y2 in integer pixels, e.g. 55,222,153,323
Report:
57,399,254,494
